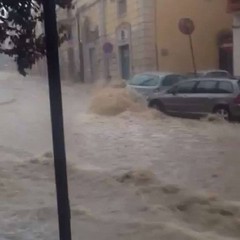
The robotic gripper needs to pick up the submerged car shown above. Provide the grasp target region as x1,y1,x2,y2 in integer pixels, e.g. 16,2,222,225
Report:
127,72,185,98
148,78,240,120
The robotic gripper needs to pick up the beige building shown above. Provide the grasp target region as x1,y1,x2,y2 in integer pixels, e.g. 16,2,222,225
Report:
69,0,156,82
54,0,232,82
156,0,232,75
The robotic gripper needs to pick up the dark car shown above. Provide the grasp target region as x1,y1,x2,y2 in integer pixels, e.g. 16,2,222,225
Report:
148,78,240,120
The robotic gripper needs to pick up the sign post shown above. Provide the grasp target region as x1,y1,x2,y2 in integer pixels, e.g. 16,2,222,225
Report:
179,18,197,75
42,1,72,240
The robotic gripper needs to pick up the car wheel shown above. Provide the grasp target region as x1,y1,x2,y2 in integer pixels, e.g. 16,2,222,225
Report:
213,106,230,121
149,100,165,112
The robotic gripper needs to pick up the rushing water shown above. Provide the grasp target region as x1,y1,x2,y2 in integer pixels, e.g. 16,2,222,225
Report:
1,74,240,239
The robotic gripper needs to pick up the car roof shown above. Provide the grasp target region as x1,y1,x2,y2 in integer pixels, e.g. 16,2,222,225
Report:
187,70,229,76
136,72,179,77
183,78,237,83
197,69,228,73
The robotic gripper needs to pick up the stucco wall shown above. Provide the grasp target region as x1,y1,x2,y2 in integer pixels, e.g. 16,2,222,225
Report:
62,0,232,81
103,0,156,79
156,0,232,73
75,0,156,81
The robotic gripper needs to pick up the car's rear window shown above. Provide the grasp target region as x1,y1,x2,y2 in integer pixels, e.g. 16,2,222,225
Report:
217,81,234,93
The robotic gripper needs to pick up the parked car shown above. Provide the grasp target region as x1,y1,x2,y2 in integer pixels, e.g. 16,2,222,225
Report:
148,78,240,120
187,70,233,79
127,72,185,98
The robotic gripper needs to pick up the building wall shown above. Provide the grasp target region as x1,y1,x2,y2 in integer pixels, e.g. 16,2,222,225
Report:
233,14,240,76
55,0,232,81
156,0,232,74
73,0,156,82
104,0,141,79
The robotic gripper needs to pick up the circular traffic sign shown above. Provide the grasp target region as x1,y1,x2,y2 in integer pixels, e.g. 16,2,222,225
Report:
178,18,195,35
103,42,113,54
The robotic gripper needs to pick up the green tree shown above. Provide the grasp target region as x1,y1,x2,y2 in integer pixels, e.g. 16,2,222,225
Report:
0,0,72,75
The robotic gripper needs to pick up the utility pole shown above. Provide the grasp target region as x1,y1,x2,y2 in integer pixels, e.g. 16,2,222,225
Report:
42,1,72,240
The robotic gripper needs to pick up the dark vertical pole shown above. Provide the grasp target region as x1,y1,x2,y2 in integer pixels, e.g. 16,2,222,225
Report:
189,34,197,75
76,11,85,82
42,1,72,240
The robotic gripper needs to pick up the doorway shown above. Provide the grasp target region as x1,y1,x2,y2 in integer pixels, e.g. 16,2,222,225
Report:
218,31,233,74
89,47,96,82
119,45,130,80
219,44,233,75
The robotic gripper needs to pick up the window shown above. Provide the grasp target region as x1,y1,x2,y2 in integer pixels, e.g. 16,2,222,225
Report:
217,81,234,93
195,81,217,93
118,0,127,16
176,81,196,94
128,74,160,87
238,80,240,89
140,78,160,87
162,75,183,87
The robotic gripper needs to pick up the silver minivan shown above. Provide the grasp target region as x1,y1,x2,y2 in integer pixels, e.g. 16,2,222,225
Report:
127,72,185,98
148,78,240,120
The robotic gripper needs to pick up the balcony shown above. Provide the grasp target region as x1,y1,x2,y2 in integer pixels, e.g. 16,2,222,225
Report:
227,0,240,13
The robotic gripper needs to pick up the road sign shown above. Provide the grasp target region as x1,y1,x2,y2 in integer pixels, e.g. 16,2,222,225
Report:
103,42,113,54
178,18,197,75
178,18,195,35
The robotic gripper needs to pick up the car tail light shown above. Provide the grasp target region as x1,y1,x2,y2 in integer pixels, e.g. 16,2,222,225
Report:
234,94,240,104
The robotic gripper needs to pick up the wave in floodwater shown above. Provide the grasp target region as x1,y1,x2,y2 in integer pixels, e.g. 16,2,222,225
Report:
89,80,164,120
1,153,240,240
89,87,145,116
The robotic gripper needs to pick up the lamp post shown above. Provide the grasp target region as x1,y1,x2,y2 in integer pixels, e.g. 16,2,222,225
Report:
42,1,72,240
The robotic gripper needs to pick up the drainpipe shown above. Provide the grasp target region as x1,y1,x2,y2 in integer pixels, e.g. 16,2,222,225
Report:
76,9,85,82
154,0,159,71
67,8,76,80
99,0,108,80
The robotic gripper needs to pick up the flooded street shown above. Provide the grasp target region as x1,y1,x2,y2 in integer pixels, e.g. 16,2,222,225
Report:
1,73,240,239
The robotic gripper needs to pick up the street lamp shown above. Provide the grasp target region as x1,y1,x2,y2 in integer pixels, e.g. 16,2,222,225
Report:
42,1,72,240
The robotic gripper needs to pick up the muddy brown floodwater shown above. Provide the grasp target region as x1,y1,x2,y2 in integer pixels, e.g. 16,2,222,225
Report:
1,74,240,240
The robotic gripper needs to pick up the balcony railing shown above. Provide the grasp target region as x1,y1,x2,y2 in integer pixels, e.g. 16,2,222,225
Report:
227,0,240,12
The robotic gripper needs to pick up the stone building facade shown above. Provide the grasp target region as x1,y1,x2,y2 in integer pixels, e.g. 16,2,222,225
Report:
62,0,157,82
33,0,232,81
